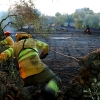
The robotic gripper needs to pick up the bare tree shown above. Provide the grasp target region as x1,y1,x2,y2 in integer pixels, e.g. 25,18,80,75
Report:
0,14,17,40
8,0,41,32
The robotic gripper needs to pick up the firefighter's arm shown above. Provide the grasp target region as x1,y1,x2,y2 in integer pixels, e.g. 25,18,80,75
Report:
0,47,14,63
0,39,8,45
40,44,49,59
0,52,9,63
0,41,4,47
6,36,14,46
37,40,49,59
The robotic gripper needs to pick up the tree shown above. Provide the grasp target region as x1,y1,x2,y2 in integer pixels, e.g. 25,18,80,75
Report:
55,12,62,17
9,0,41,32
0,13,17,40
55,15,65,26
73,8,96,29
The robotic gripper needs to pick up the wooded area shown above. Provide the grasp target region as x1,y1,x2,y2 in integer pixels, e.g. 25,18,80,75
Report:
0,0,100,100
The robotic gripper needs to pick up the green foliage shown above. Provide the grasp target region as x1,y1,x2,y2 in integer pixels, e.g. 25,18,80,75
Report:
41,7,100,29
84,14,100,28
9,0,40,31
55,14,74,26
83,78,100,100
55,12,62,17
73,8,100,29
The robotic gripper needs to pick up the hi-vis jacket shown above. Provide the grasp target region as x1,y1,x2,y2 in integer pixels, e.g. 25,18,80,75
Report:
0,38,49,78
0,36,14,47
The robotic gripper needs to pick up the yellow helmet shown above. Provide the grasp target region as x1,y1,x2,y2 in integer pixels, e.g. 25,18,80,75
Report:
15,32,32,42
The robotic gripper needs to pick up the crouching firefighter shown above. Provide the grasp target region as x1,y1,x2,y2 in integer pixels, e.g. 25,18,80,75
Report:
0,31,15,72
0,32,61,100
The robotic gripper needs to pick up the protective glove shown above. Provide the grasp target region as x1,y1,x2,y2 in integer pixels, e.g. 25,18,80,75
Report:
40,52,48,59
0,53,8,63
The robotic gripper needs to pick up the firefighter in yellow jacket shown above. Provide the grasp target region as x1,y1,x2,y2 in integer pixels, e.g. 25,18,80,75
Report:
0,32,61,100
0,31,14,48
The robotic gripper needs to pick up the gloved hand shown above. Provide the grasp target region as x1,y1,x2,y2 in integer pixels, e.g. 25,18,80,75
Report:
40,52,48,59
0,53,8,63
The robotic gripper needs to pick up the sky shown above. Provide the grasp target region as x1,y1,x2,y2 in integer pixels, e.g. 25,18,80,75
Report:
0,0,100,16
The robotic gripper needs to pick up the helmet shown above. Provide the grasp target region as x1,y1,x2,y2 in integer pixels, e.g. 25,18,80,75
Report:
15,32,32,42
4,31,11,36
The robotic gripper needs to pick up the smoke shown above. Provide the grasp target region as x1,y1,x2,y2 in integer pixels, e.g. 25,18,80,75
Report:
0,11,17,41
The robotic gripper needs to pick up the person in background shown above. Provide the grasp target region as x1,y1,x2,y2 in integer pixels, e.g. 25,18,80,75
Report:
0,32,61,100
84,25,91,34
0,31,14,48
0,31,15,72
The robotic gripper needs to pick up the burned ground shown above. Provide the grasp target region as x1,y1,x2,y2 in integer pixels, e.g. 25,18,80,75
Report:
0,27,100,100
39,30,100,93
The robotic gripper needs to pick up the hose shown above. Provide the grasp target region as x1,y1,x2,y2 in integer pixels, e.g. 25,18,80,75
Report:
50,49,80,62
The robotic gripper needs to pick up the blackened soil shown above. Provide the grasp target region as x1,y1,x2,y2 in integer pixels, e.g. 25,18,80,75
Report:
40,31,100,93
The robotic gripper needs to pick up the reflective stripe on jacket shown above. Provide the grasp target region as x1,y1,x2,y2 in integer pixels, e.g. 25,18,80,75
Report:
5,47,14,57
18,48,38,62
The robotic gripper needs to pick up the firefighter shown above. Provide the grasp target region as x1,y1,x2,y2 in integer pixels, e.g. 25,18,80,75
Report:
0,31,14,48
0,31,15,72
84,25,91,34
0,32,61,100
